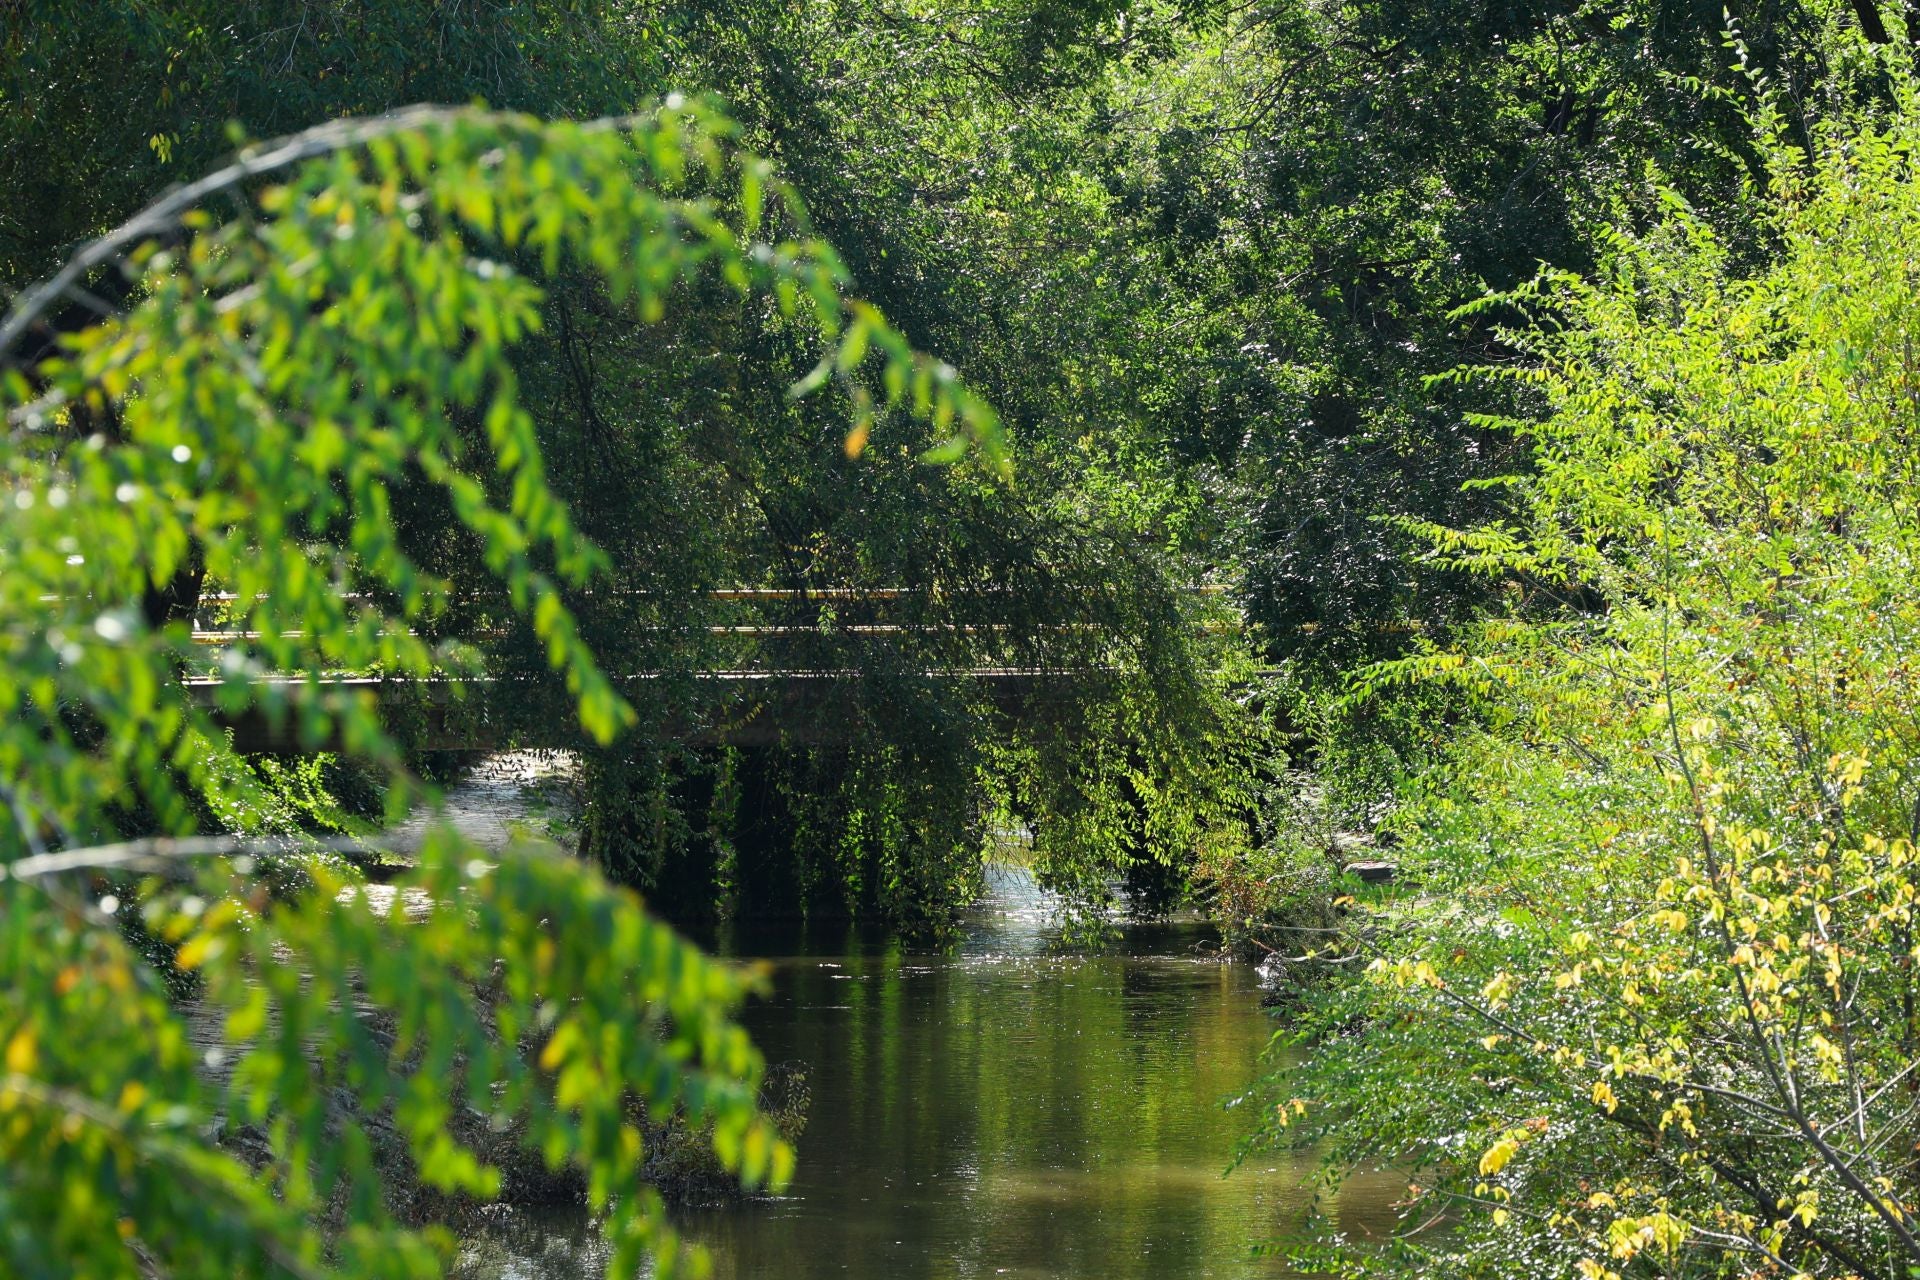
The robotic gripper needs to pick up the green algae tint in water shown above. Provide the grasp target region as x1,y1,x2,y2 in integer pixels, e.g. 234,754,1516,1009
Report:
454,864,1403,1279
668,867,1404,1279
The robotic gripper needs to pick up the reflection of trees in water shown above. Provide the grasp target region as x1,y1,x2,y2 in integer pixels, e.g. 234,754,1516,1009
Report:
429,797,1397,1279
722,937,1373,1277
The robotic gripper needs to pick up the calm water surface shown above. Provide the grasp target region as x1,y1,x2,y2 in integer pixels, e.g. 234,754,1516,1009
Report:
439,762,1402,1278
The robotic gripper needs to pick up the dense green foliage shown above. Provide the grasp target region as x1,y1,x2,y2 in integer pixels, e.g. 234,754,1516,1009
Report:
1252,89,1920,1279
2,1,1264,930
22,0,1892,930
0,1,663,290
25,0,1920,1275
0,102,1001,1277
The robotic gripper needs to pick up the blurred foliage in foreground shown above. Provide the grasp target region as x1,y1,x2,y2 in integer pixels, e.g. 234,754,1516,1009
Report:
0,102,998,1278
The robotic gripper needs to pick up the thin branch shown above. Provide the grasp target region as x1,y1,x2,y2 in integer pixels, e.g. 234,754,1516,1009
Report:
0,103,649,359
1,834,390,882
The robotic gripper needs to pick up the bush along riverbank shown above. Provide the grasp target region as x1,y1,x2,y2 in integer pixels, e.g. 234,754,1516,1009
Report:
1239,102,1920,1279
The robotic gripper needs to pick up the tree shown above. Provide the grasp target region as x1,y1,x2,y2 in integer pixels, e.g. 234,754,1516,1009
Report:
0,0,667,293
1116,0,1877,668
1250,86,1920,1279
0,100,999,1278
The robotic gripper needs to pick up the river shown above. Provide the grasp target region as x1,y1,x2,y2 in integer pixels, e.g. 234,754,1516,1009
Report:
420,756,1404,1278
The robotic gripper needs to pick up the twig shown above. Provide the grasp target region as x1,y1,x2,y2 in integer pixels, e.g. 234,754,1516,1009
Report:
2,834,392,882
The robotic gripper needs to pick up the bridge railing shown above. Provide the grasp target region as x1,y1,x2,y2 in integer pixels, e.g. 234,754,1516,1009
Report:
176,585,1248,749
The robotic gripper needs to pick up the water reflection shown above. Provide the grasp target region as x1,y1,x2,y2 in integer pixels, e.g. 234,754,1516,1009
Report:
460,866,1402,1278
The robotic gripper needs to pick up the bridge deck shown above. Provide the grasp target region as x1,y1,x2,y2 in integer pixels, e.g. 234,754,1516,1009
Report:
182,586,1237,751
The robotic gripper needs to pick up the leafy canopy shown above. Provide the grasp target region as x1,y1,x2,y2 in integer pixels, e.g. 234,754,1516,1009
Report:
1,98,1004,854
0,99,1000,1279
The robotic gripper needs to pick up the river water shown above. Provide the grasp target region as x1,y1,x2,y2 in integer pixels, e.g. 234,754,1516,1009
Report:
427,756,1404,1278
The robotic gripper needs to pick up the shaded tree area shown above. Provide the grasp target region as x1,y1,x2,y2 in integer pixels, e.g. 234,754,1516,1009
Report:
5,0,1906,927
0,1,1253,928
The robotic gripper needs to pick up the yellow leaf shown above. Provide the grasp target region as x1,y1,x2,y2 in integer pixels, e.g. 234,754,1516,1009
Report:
843,417,871,459
174,934,214,971
539,1022,575,1072
1480,1137,1520,1176
4,1029,36,1075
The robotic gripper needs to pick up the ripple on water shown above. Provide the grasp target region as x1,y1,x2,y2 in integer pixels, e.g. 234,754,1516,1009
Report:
385,751,580,857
